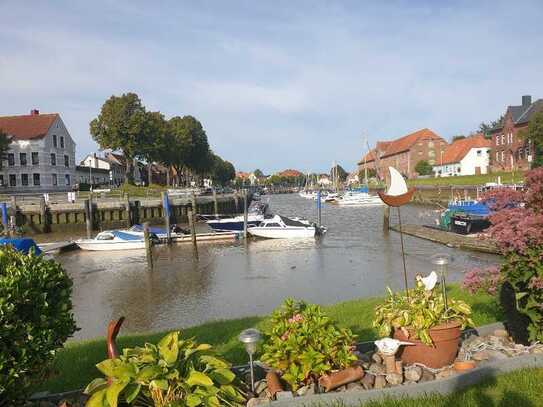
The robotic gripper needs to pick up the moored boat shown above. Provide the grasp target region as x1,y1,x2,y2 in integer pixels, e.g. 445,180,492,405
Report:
247,215,319,239
75,230,155,251
333,189,384,206
205,201,268,232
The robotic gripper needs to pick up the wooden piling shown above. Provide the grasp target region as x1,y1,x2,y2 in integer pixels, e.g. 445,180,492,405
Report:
383,205,390,234
88,192,94,231
243,190,248,238
191,192,197,216
187,208,198,258
143,222,153,269
213,189,219,217
40,196,50,233
125,193,131,228
84,199,92,239
9,196,17,237
233,191,239,213
161,191,171,244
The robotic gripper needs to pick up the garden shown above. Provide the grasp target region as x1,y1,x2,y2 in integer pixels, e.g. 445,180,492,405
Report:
1,168,542,407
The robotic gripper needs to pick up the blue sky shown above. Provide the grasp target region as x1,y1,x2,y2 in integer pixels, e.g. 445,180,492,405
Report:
1,1,542,173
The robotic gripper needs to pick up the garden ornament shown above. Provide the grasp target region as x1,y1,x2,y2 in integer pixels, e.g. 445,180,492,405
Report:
374,337,414,374
418,271,438,291
239,328,261,393
378,166,416,297
107,316,125,359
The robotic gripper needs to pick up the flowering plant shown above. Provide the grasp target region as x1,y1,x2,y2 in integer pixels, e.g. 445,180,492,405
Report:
462,266,501,295
260,299,357,390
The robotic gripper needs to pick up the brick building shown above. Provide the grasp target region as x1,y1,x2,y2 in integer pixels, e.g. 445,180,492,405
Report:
358,128,447,179
490,95,543,172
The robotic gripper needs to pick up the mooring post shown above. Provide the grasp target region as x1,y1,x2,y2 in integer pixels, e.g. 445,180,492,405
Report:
143,222,153,269
125,193,131,228
233,191,239,213
187,208,198,257
84,199,92,239
317,190,322,227
383,205,390,234
213,188,219,218
9,196,17,237
161,191,171,244
39,195,50,233
243,190,248,239
89,191,94,231
191,192,197,216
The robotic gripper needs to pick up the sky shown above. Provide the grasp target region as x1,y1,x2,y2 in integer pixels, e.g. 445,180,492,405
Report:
1,1,543,174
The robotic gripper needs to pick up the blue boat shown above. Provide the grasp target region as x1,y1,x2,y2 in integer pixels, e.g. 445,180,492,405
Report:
0,238,42,255
439,200,491,234
205,201,268,232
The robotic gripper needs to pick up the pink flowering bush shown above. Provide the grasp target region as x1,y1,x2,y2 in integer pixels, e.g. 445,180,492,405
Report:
261,299,357,390
462,266,501,295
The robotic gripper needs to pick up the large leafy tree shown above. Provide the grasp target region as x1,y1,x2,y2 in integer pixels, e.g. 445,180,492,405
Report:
140,111,167,185
415,160,433,176
90,93,149,183
210,153,236,186
524,110,543,168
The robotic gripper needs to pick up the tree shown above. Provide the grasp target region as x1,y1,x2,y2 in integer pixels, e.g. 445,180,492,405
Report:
210,154,236,186
90,93,148,184
140,111,167,186
415,160,433,176
253,169,264,178
479,115,504,137
452,135,466,142
524,110,543,168
0,130,11,160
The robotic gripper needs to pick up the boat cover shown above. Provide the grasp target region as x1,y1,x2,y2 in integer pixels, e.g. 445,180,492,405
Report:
278,215,310,227
111,230,145,240
0,238,42,255
130,224,165,235
447,201,490,216
352,186,369,193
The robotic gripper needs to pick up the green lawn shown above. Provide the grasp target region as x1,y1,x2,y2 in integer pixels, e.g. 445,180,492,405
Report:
36,285,501,394
408,171,525,187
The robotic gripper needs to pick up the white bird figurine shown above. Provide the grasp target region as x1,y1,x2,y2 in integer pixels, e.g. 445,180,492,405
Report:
374,338,414,356
419,271,438,291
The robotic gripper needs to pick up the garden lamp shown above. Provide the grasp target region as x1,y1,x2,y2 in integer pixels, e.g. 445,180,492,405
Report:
431,253,451,310
239,328,261,393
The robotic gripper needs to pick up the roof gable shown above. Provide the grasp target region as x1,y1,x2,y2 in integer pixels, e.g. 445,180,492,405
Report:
0,113,59,140
439,134,490,165
381,128,443,158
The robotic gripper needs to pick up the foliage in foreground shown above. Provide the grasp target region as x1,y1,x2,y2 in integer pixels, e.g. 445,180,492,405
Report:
85,331,245,407
373,277,473,346
0,246,77,402
261,299,357,391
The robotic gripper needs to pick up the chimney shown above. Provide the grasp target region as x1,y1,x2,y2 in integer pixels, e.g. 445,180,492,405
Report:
522,95,532,107
30,109,39,116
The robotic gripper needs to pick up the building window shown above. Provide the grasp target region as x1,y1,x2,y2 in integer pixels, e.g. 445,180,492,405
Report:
428,150,435,158
51,153,56,166
21,174,28,186
501,134,505,144
9,174,16,186
33,173,40,186
32,152,39,165
65,174,71,186
64,155,69,167
20,153,27,166
8,153,14,166
501,151,505,162
0,174,3,186
496,151,500,162
53,134,57,148
477,150,481,156
60,136,65,148
52,174,57,186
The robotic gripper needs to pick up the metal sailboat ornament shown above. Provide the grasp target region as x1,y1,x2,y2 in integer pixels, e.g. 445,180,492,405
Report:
378,167,416,296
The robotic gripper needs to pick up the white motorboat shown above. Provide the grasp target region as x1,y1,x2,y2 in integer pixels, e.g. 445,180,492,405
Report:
203,201,269,232
75,230,153,251
247,215,317,239
334,191,384,206
298,190,317,199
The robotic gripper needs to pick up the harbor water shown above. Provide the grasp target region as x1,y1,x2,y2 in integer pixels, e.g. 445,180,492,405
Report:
49,194,499,340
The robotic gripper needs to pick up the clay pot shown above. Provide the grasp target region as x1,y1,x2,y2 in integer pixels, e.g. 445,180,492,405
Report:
393,321,461,369
453,360,476,372
265,371,283,398
319,366,365,392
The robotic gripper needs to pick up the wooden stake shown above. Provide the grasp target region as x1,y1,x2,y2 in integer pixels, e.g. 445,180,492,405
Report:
383,205,390,233
213,188,219,217
143,222,153,269
243,190,248,239
187,208,198,258
397,207,409,298
40,196,50,233
162,191,171,244
84,199,92,239
125,193,131,228
9,196,17,237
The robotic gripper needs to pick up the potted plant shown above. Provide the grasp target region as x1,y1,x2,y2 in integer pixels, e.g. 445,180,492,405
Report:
373,274,474,368
261,299,359,392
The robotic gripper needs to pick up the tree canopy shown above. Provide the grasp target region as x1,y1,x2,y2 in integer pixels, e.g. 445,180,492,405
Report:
253,169,264,177
524,110,543,168
415,160,433,176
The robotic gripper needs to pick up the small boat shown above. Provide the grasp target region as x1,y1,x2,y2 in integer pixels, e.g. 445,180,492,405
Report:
334,189,384,206
126,224,189,240
75,230,155,251
247,215,318,239
205,201,268,232
299,190,317,199
438,200,491,235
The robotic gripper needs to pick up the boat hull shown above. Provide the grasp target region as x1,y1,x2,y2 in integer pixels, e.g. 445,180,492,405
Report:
247,226,316,239
207,220,261,232
76,240,146,251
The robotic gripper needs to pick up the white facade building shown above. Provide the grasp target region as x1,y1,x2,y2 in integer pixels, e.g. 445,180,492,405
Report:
433,134,491,177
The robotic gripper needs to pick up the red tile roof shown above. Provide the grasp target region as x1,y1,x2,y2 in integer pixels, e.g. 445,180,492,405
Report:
0,113,58,140
357,149,377,165
236,171,249,178
381,128,443,158
278,169,303,177
440,133,491,165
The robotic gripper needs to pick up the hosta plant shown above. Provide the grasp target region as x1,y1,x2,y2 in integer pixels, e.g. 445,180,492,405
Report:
260,299,357,391
373,277,474,346
84,331,245,407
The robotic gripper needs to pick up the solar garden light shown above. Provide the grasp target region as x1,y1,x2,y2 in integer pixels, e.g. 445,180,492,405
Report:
431,253,451,310
239,328,261,393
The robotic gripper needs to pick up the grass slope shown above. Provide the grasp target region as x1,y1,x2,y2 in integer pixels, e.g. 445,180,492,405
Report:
38,285,501,394
407,171,525,187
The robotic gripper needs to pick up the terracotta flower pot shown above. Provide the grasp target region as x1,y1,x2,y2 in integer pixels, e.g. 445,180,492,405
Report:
319,366,365,392
393,321,461,368
453,360,476,372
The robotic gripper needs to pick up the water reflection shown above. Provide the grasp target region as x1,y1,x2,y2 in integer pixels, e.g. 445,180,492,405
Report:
56,194,499,340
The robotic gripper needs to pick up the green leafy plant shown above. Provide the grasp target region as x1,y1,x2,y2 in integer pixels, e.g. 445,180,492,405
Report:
500,245,543,343
260,299,357,391
373,278,474,346
0,246,77,402
84,331,245,407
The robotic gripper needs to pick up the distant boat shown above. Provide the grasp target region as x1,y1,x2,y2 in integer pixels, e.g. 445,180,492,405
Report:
205,201,268,232
75,230,156,251
333,188,384,206
247,215,319,239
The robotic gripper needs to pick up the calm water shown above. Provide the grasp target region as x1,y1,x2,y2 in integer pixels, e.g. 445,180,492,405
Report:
51,194,499,340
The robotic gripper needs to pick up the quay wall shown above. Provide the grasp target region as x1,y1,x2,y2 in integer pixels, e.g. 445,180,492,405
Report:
2,193,243,234
369,185,482,206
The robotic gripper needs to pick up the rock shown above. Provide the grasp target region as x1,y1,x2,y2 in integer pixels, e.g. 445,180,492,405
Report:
462,335,484,349
346,382,363,391
494,328,509,338
385,373,403,386
404,366,422,382
361,373,375,390
275,391,293,400
247,397,269,407
488,335,505,346
369,363,386,375
419,369,435,382
435,368,455,380
486,350,508,361
374,375,387,389
254,380,268,397
296,383,315,397
472,350,489,361
357,352,372,364
372,353,383,364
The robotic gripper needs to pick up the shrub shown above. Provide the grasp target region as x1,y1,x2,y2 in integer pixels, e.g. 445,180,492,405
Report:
85,331,246,407
260,299,357,391
0,246,77,401
462,266,501,295
373,277,474,346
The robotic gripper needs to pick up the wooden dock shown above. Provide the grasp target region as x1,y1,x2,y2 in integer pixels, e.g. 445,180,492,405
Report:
390,224,500,254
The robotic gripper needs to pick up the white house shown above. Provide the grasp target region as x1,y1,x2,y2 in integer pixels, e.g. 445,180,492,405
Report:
318,174,332,186
433,134,491,177
0,110,76,193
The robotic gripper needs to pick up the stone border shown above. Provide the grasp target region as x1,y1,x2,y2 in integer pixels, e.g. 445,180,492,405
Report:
267,322,543,406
